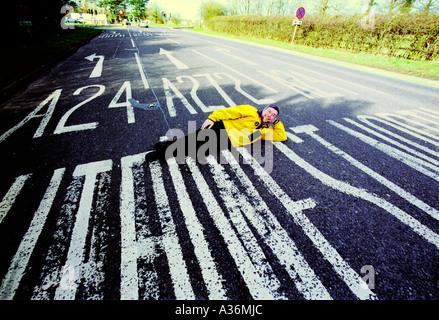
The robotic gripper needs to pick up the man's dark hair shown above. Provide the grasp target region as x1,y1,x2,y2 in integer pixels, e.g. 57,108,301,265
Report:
267,104,279,115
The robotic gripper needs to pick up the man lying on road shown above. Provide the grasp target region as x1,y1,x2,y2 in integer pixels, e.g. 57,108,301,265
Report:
154,104,287,162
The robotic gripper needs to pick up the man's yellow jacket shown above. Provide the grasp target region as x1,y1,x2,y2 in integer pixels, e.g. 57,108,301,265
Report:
207,105,287,147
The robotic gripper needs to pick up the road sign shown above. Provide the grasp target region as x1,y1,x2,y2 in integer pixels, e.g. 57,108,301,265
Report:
291,7,305,45
296,7,306,19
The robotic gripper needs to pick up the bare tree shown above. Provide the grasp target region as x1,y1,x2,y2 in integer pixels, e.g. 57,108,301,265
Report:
275,0,289,15
252,0,264,15
364,0,377,15
319,0,330,15
388,0,400,12
387,0,418,13
226,0,239,15
266,0,275,15
415,0,439,13
400,0,416,12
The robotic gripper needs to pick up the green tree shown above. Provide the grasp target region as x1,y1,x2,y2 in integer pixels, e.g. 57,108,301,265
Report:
202,0,226,21
129,0,149,19
170,14,182,25
387,0,418,13
146,2,164,23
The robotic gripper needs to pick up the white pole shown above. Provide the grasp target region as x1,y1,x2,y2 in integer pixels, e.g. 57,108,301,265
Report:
291,25,298,45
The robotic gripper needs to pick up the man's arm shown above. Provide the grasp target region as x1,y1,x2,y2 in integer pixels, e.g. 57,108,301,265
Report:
207,105,253,122
261,121,287,141
201,105,252,130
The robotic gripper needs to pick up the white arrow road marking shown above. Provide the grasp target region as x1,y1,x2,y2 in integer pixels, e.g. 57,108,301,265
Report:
84,53,105,78
159,48,189,70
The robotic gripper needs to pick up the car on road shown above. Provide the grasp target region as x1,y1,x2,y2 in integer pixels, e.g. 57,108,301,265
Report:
65,18,84,24
138,20,149,28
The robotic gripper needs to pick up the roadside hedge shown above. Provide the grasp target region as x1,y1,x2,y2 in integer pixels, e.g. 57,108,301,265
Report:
204,13,439,61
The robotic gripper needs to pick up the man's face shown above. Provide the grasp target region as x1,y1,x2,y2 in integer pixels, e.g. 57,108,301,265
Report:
261,107,279,124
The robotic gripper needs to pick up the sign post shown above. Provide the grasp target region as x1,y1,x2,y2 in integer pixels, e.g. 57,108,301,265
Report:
291,7,305,45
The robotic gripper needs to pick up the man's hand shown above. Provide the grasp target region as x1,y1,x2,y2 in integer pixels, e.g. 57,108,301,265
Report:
201,118,215,130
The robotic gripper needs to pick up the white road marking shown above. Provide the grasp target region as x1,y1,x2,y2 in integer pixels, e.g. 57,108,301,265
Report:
274,137,439,251
176,75,225,112
221,151,331,299
55,160,112,300
377,112,439,142
162,77,198,117
108,81,135,124
396,109,439,131
134,52,150,89
165,37,180,44
159,48,189,70
0,168,65,300
0,174,32,224
0,89,62,143
261,55,391,96
194,73,235,107
120,152,145,300
167,157,227,299
344,118,439,167
237,147,376,300
149,160,195,299
328,120,439,181
215,47,259,65
291,124,439,222
357,115,439,158
4,104,438,299
214,73,276,105
420,107,439,117
206,155,287,300
185,156,276,299
258,70,313,99
54,85,104,134
367,113,439,147
84,53,105,78
192,50,278,94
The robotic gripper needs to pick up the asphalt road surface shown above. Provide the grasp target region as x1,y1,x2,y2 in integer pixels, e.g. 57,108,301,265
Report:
1,26,439,301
